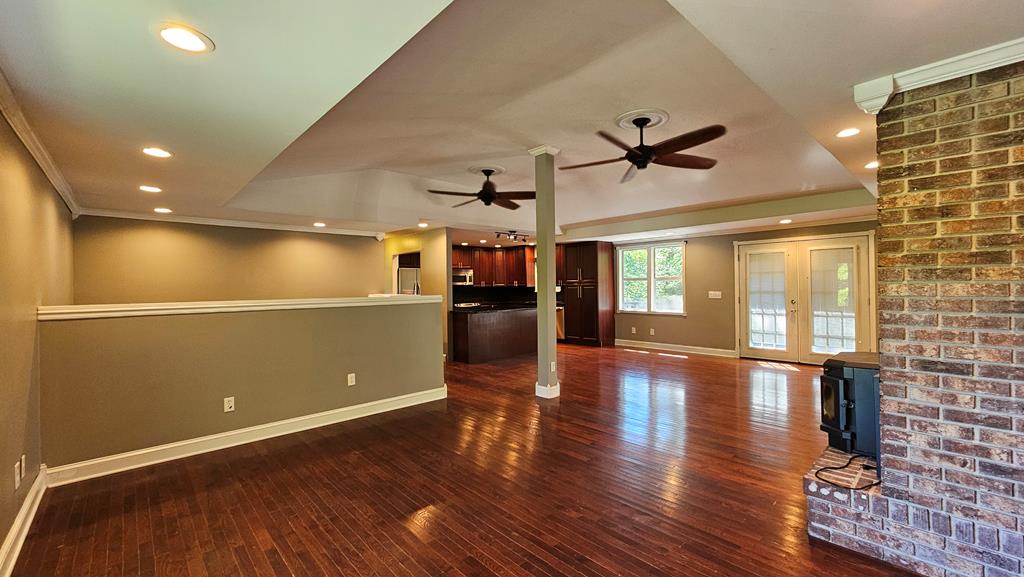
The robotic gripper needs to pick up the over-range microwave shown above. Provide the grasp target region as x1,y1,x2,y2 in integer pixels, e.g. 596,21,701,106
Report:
452,268,474,285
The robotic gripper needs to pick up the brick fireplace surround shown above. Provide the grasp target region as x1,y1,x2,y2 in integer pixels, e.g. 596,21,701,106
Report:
804,61,1024,577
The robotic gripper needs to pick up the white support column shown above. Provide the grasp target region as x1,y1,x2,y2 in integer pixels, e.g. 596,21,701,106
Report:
529,144,560,399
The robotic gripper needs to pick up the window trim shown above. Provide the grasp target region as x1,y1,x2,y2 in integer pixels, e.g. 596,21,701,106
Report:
616,241,686,315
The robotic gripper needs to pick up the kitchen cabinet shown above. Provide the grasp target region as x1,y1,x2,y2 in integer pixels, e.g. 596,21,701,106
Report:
493,248,507,286
555,244,565,286
560,241,614,346
452,245,534,287
473,247,493,286
452,246,474,269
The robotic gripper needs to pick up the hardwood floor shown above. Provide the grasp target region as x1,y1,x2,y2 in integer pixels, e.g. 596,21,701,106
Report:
14,344,913,577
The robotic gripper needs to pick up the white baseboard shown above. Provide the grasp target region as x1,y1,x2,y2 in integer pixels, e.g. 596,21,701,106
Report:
535,382,561,398
46,385,447,487
615,339,739,358
0,467,46,577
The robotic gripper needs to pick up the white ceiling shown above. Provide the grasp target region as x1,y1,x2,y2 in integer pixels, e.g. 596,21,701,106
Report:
242,0,860,232
665,0,1024,196
0,0,451,228
2,1,1022,236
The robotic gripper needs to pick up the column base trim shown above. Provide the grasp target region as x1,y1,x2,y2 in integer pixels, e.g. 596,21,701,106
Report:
535,382,561,398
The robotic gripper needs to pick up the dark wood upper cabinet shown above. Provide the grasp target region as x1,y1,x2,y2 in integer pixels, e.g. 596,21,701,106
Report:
559,241,614,346
398,252,420,269
453,245,534,287
555,244,565,286
492,248,507,286
473,248,493,286
453,246,474,269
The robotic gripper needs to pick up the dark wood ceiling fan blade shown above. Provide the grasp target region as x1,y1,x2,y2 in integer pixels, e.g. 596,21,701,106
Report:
652,124,726,155
494,191,536,200
452,198,481,208
559,157,625,170
492,199,520,210
427,189,479,197
620,164,638,184
653,153,718,170
597,131,641,154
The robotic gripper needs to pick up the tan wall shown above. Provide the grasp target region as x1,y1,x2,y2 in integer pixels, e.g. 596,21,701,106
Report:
0,116,73,534
615,220,878,350
40,302,444,467
73,216,390,304
383,228,452,354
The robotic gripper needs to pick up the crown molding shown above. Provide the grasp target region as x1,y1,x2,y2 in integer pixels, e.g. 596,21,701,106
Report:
0,66,80,216
528,144,560,157
77,208,383,238
854,36,1024,114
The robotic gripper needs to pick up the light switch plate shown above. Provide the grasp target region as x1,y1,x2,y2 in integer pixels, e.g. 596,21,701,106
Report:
708,291,722,299
347,373,356,387
223,396,235,412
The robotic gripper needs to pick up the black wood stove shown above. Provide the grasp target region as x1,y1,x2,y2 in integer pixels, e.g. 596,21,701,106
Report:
820,352,881,460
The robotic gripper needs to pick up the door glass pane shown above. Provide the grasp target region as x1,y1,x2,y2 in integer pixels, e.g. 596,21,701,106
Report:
810,247,856,354
748,252,787,350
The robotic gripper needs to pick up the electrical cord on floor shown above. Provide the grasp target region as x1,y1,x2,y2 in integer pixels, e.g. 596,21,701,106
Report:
813,453,880,491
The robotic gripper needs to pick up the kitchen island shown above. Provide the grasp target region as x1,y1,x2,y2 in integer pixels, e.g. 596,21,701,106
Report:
450,304,537,363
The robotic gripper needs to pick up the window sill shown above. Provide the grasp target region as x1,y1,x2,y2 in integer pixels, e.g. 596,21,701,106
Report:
616,310,687,317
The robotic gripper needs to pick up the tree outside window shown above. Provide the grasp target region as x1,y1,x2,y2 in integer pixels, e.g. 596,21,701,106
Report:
617,243,685,314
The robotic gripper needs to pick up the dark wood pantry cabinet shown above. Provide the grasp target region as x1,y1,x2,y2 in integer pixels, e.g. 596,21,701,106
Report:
559,241,615,346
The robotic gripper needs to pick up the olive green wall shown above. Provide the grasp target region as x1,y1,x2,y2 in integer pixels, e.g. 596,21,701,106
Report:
40,303,444,467
0,115,73,536
72,216,390,304
615,220,878,350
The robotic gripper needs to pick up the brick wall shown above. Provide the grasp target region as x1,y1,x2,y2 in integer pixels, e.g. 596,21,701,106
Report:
807,62,1024,577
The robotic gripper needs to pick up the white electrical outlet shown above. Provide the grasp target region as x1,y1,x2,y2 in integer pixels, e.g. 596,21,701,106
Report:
550,361,556,373
649,328,655,336
347,373,356,387
14,462,21,490
631,326,636,334
708,291,722,299
20,455,25,479
223,396,235,412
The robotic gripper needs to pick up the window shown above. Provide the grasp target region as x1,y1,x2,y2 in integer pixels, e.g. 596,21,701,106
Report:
617,243,685,314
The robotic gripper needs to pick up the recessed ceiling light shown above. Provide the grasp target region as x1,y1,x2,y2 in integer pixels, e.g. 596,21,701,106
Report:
153,207,173,214
864,160,879,169
139,185,162,193
313,222,326,228
417,222,429,228
495,244,502,248
142,147,172,158
528,242,536,246
835,128,860,138
779,219,793,224
479,240,487,244
460,242,469,246
159,24,215,53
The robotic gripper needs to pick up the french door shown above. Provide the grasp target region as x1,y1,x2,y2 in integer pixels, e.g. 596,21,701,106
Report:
738,234,873,364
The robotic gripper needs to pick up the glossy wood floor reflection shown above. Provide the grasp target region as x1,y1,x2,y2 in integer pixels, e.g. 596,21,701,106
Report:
15,345,912,577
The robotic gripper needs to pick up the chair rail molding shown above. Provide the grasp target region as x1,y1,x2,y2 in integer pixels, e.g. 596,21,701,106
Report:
854,36,1024,113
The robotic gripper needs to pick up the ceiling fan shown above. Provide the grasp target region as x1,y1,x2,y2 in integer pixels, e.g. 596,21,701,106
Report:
560,117,726,183
427,169,535,210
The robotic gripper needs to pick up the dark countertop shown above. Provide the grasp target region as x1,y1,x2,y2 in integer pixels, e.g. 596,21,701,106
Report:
451,303,537,314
